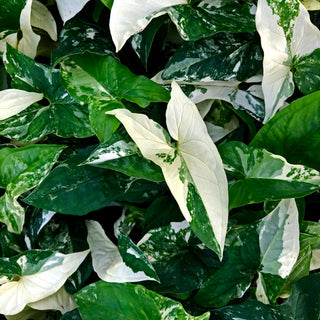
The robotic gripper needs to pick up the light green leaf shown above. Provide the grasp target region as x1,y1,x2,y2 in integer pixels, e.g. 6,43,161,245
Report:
0,89,42,120
0,145,64,233
259,199,300,278
56,0,90,23
108,81,229,259
301,0,320,10
76,281,210,320
256,0,320,122
109,0,188,51
218,141,320,209
86,220,157,283
0,249,89,315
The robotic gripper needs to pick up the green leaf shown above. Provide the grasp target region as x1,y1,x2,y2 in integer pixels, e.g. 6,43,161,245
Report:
100,0,113,9
162,32,263,82
0,144,64,233
51,18,114,66
60,53,169,141
1,45,93,142
256,0,320,122
258,199,299,278
108,82,229,259
250,91,320,171
159,1,256,41
218,141,320,209
76,281,210,320
0,0,26,36
193,223,260,308
83,130,164,181
212,273,320,319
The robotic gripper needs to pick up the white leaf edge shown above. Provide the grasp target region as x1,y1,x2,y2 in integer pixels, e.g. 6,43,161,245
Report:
107,81,229,258
31,0,57,41
86,220,156,283
256,0,320,123
0,89,43,120
259,198,300,278
255,272,270,304
109,0,188,52
5,307,47,320
310,248,320,271
0,249,90,315
56,0,90,24
0,34,18,54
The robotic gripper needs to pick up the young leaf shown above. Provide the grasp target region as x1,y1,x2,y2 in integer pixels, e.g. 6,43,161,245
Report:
219,141,320,209
109,0,188,52
0,145,65,233
0,249,90,315
256,0,320,122
0,89,43,120
76,281,210,320
107,81,229,259
86,220,158,283
258,199,300,278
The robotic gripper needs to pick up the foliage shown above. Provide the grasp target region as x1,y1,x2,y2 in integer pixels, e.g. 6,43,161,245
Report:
0,0,320,319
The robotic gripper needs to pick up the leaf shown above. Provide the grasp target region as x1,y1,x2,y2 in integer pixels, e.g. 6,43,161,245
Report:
159,1,256,41
0,0,26,36
107,81,229,259
250,91,320,171
60,53,169,141
218,141,320,209
212,273,320,319
0,89,43,120
76,281,210,320
83,130,164,181
162,32,263,82
0,144,64,233
258,199,300,278
56,0,90,23
86,220,158,283
256,0,320,122
4,307,47,320
0,249,89,315
2,45,93,142
109,0,188,52
301,0,320,10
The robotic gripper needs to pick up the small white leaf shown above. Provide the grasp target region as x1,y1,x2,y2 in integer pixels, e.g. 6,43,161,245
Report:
259,199,300,278
0,33,18,53
0,89,43,120
31,0,57,41
18,0,41,58
56,0,90,23
86,220,155,283
0,250,90,315
110,0,188,52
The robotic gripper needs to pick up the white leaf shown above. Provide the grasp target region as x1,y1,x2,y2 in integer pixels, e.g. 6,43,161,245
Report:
259,199,300,278
255,272,270,304
310,249,320,271
31,0,57,41
256,0,320,122
0,250,90,315
0,33,18,53
0,89,43,120
107,81,229,259
56,0,91,23
28,286,77,314
301,0,320,10
86,220,155,283
18,0,41,58
5,307,47,320
110,0,188,52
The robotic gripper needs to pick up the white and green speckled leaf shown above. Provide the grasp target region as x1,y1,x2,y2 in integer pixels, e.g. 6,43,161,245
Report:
109,0,188,52
256,0,320,122
86,220,157,283
259,199,300,278
0,249,89,315
108,81,228,259
0,145,65,233
0,89,42,120
56,0,90,23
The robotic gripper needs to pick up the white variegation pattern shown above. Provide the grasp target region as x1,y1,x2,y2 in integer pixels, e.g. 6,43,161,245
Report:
109,0,188,52
0,250,90,315
256,0,320,122
56,0,90,23
255,272,269,304
107,81,228,258
86,220,156,283
0,89,43,120
259,199,299,278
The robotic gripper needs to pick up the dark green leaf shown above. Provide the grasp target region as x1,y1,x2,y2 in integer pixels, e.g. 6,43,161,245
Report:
0,0,26,35
250,91,320,171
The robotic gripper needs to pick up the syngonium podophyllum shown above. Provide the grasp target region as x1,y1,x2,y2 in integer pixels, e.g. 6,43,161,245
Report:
107,81,229,259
